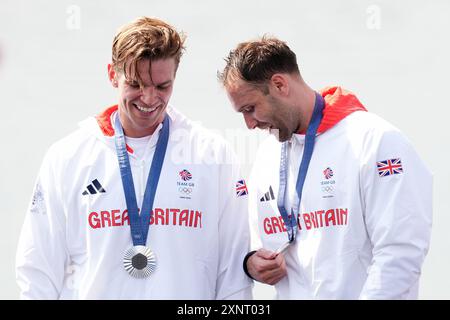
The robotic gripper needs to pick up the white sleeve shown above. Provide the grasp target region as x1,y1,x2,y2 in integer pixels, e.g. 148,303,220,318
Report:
247,159,263,251
359,129,432,299
247,137,276,252
16,148,69,299
215,145,253,300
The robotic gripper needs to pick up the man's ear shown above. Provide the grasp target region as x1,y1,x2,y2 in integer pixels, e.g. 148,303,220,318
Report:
108,64,118,88
269,74,289,97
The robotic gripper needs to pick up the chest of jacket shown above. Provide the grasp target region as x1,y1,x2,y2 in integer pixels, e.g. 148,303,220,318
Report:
60,139,223,262
251,130,368,257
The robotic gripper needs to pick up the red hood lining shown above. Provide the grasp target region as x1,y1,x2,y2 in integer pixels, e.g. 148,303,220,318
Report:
316,86,367,134
95,105,134,154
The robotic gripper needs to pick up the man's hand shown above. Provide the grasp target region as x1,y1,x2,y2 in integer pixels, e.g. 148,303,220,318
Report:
246,248,287,285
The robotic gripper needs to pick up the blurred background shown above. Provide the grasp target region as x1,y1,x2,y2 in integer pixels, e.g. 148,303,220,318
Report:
0,0,449,299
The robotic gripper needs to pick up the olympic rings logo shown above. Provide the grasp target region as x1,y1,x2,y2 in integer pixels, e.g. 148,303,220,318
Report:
321,186,334,193
179,187,193,194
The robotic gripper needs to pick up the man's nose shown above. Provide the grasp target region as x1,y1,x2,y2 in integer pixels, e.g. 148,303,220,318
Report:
140,86,156,105
243,113,258,130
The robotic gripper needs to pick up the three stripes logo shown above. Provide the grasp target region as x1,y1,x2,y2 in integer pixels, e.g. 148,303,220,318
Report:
82,179,106,195
260,186,275,202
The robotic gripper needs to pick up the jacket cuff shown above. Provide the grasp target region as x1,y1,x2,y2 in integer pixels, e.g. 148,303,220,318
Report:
243,250,257,280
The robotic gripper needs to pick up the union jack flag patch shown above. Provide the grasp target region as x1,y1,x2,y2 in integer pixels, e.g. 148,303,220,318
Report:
236,180,248,197
377,158,403,177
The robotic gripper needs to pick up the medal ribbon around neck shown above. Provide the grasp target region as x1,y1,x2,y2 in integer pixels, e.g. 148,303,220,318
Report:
277,92,325,243
114,113,169,246
114,112,169,278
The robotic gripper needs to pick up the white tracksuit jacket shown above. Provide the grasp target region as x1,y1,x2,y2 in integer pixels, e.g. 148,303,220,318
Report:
248,87,432,299
16,105,252,299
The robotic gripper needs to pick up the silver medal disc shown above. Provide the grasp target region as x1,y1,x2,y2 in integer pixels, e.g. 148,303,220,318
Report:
123,245,157,278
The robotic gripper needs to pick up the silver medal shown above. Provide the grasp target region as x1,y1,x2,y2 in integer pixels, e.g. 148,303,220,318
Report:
123,245,157,278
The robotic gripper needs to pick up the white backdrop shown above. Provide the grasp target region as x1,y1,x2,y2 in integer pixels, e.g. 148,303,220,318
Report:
0,0,449,299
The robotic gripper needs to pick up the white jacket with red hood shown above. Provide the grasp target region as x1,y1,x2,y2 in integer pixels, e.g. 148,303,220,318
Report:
16,105,252,299
248,86,432,299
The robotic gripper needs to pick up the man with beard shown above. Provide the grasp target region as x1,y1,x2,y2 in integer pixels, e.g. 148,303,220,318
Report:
218,36,432,299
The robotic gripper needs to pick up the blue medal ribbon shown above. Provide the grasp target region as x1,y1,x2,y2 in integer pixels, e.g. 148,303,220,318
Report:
114,113,170,246
277,92,325,242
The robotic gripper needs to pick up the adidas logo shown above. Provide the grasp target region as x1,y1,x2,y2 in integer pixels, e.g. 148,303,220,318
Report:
82,179,106,195
260,186,275,202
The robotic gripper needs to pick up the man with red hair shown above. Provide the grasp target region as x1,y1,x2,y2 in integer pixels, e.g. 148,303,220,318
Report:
16,17,252,300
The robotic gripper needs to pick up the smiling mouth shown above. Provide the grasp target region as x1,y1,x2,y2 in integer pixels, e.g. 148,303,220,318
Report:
260,125,273,131
133,103,158,113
